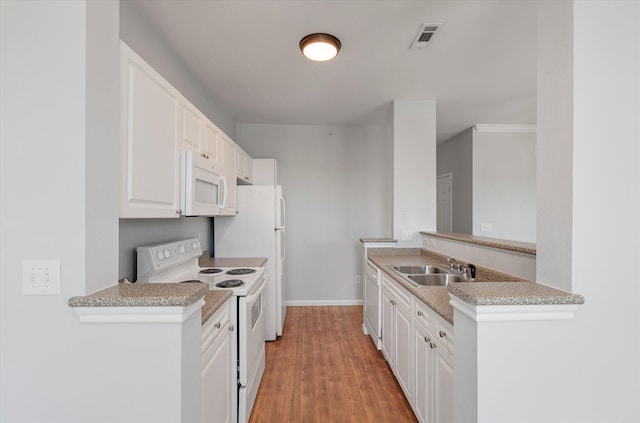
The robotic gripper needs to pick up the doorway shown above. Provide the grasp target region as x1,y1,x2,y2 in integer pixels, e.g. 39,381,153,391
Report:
437,173,452,232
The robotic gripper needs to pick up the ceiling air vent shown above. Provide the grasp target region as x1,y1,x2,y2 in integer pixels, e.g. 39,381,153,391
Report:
410,23,441,50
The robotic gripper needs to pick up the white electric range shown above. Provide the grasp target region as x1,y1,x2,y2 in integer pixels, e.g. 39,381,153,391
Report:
136,238,267,423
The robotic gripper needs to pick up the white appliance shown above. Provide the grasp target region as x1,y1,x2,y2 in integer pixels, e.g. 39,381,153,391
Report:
181,150,227,216
364,260,382,349
136,238,267,423
214,159,286,341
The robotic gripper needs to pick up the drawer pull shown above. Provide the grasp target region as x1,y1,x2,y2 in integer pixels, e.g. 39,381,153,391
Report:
417,310,423,317
424,336,430,344
439,330,446,338
228,325,234,332
430,342,436,349
214,322,221,329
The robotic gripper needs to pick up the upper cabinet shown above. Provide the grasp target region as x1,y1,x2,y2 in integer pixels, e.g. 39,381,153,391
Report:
219,136,237,215
236,147,253,185
180,98,203,153
120,41,181,218
119,41,249,218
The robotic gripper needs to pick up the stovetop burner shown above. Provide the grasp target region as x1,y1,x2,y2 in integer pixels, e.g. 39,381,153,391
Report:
216,279,245,288
178,280,203,284
226,268,256,276
199,268,224,274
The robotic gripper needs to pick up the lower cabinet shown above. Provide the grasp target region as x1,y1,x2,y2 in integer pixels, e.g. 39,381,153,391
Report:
413,301,454,423
381,274,413,402
201,299,233,423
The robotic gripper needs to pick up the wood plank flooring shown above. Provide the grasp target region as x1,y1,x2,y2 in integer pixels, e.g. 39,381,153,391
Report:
249,306,418,423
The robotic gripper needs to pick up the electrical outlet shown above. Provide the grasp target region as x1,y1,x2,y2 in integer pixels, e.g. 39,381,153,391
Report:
402,230,413,241
355,275,361,285
402,209,408,219
22,260,60,295
481,223,493,232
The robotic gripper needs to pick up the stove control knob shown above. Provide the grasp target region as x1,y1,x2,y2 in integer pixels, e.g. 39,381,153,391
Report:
163,249,170,259
156,250,164,260
191,242,198,250
178,245,186,253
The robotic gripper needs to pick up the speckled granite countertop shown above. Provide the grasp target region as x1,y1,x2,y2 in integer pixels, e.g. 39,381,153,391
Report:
368,251,584,325
198,254,267,268
359,238,397,244
448,282,585,306
201,290,233,324
420,231,536,256
68,283,207,308
368,255,455,324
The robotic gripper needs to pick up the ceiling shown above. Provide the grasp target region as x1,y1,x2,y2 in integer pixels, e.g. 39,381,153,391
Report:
128,0,537,143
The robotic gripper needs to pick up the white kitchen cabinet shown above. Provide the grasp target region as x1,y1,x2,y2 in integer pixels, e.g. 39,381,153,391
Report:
120,41,181,218
201,299,233,423
181,98,203,153
381,274,414,402
413,301,454,423
203,121,221,171
236,147,253,185
219,135,237,215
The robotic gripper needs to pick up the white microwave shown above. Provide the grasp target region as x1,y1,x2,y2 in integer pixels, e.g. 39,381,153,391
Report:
181,150,227,216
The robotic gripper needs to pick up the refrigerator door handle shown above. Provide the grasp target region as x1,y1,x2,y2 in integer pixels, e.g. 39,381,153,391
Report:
281,231,286,261
280,197,286,228
220,175,228,208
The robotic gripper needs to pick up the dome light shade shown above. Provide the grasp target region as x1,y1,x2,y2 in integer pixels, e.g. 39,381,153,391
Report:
299,33,341,61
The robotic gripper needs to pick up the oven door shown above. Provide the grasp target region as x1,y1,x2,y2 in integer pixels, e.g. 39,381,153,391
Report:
238,273,267,423
182,150,227,216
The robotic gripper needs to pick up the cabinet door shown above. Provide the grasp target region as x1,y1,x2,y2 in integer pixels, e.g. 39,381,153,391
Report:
202,322,232,423
394,302,413,402
433,347,454,423
203,121,220,169
219,136,237,215
381,285,395,366
414,323,433,423
120,42,181,218
181,99,202,153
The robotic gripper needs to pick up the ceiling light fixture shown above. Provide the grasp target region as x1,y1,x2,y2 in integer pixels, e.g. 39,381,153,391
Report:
299,33,341,62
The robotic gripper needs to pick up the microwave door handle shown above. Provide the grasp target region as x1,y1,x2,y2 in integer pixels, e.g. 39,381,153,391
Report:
220,175,228,208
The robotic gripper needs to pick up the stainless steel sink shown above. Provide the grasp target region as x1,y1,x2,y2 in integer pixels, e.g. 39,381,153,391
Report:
390,265,449,275
388,264,468,287
407,274,464,286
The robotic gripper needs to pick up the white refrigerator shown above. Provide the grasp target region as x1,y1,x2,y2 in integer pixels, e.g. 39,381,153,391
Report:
214,160,286,341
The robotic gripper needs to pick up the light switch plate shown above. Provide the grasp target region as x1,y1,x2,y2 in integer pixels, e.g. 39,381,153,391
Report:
401,230,413,241
480,223,493,232
22,260,61,295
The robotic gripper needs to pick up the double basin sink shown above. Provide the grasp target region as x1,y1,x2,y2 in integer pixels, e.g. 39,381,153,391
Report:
389,265,466,287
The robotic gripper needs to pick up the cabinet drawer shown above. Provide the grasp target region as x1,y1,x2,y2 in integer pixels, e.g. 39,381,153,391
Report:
201,299,230,354
434,318,454,355
383,274,412,312
365,261,379,281
414,301,432,333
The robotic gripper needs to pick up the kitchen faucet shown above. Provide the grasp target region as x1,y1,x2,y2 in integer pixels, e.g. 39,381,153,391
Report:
447,257,457,270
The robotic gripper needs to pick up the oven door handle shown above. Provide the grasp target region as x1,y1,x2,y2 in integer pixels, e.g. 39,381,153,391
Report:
244,274,267,304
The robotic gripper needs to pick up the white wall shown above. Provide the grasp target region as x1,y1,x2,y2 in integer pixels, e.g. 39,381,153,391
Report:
437,128,473,234
537,0,574,290
472,130,536,242
393,100,437,246
235,123,392,304
462,2,640,421
0,1,122,420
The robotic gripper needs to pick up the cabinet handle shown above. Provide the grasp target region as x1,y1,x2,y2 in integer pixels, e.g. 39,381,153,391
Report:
228,325,234,332
176,209,182,215
439,330,447,338
390,299,396,305
417,310,423,317
214,322,221,329
430,342,436,349
424,336,430,344
201,153,210,159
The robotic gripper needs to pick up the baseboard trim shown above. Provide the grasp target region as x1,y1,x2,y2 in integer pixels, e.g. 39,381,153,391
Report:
285,300,364,306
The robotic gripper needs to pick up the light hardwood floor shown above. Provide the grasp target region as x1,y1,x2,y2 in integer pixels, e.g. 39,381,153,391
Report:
249,306,418,423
